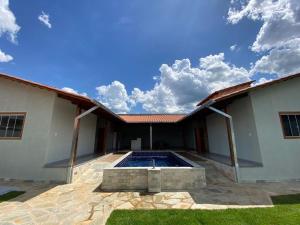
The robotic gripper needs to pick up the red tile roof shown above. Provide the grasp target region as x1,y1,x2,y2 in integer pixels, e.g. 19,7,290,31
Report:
178,72,300,122
119,114,186,123
0,72,125,122
2,71,300,124
197,81,254,106
197,72,300,107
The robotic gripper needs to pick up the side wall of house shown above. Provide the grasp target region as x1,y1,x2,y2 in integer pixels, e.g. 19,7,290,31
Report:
206,113,230,156
152,124,184,149
0,78,97,182
240,78,300,181
46,97,97,163
206,96,262,163
0,79,67,182
227,96,262,163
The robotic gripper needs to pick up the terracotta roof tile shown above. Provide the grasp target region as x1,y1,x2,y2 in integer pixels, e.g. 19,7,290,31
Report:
197,72,300,107
0,72,125,122
197,81,254,106
119,114,186,123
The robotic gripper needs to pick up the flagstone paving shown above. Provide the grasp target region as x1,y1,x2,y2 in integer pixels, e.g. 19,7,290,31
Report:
1,152,300,225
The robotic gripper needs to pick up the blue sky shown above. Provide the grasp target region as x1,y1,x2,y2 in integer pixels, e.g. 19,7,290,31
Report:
1,0,300,113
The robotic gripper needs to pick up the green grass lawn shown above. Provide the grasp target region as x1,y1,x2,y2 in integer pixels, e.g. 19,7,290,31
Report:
0,191,25,203
106,194,300,225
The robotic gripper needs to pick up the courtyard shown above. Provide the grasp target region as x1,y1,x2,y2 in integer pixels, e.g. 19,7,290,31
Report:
1,152,300,225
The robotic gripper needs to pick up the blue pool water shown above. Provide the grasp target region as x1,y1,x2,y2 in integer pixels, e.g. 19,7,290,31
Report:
115,152,193,167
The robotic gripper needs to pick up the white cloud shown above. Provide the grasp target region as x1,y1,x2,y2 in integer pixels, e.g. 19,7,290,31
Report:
230,44,238,51
38,11,52,28
228,0,300,52
228,0,300,77
97,53,251,114
0,49,13,62
92,0,300,113
251,39,300,76
96,53,250,113
96,81,134,113
61,87,87,97
0,0,20,43
132,53,250,113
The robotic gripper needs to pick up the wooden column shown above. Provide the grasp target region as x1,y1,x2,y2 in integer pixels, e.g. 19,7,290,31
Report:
224,107,235,166
182,125,186,149
203,118,209,153
67,106,81,183
150,124,153,150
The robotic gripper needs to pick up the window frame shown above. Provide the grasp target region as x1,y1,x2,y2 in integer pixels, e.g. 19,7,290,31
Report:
0,112,26,140
279,112,300,139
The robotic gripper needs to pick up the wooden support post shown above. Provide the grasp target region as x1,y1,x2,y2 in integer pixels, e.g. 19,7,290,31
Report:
67,106,81,183
224,107,235,166
207,105,240,182
150,124,152,150
203,118,209,153
182,125,186,149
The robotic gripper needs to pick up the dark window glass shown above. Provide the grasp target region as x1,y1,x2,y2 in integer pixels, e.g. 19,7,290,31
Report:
281,114,300,137
297,115,300,133
0,116,8,137
0,114,25,138
0,116,9,127
281,115,292,136
13,116,24,137
289,115,299,136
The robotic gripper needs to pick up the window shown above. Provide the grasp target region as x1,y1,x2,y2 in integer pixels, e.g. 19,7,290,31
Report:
279,112,300,138
0,113,26,139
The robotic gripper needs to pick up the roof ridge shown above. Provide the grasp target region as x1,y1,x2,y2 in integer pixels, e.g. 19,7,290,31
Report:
196,80,255,106
0,72,125,123
0,72,92,101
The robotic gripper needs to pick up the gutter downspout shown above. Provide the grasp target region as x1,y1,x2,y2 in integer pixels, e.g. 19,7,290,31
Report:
66,100,101,184
201,100,240,183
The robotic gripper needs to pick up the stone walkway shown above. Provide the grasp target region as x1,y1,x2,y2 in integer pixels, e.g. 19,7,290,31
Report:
1,152,300,225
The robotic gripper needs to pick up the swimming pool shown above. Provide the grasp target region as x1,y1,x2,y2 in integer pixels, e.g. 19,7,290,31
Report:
102,151,206,192
115,151,193,167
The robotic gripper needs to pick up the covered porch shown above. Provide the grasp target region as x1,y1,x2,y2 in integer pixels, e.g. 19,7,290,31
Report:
178,91,265,181
116,114,186,150
61,91,265,184
116,111,263,169
117,123,185,150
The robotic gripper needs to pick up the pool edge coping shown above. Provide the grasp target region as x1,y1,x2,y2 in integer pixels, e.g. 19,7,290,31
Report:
107,150,204,170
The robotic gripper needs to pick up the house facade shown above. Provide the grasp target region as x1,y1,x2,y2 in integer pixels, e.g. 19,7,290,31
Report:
0,74,123,182
0,72,300,183
186,74,300,182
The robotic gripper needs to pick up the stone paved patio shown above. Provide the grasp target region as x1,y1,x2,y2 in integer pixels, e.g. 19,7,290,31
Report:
1,152,300,225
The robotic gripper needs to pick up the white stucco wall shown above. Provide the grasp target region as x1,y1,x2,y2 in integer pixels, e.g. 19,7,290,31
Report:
206,96,262,163
227,96,262,163
46,97,97,163
0,78,97,182
0,78,67,182
241,78,300,181
206,113,230,156
77,111,97,156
